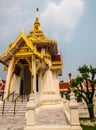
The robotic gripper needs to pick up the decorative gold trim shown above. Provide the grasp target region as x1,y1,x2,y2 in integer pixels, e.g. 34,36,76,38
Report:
36,64,41,73
0,32,43,61
50,65,64,70
4,65,8,72
13,57,32,73
52,61,63,65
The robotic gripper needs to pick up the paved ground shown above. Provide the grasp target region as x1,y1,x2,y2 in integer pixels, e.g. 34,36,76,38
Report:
0,104,68,130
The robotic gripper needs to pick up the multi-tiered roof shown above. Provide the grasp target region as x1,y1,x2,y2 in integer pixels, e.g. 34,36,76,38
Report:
0,8,63,75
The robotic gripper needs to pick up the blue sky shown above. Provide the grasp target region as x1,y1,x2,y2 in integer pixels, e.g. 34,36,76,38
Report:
0,0,96,81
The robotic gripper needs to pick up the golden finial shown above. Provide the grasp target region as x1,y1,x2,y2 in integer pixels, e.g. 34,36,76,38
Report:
36,8,39,18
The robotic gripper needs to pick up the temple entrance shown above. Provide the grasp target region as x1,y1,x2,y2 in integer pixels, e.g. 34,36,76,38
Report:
21,65,31,95
14,59,31,96
20,79,23,95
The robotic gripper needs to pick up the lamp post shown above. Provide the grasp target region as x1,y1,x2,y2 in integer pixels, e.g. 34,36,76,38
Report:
68,73,73,92
68,73,72,84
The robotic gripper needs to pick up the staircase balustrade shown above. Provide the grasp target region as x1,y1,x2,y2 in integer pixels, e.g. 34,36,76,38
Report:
2,91,15,114
13,89,29,114
0,91,4,101
2,89,29,115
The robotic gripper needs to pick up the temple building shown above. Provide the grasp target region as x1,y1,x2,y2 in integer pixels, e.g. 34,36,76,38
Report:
0,9,63,105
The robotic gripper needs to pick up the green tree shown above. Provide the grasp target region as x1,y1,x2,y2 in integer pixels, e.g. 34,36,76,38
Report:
71,65,96,119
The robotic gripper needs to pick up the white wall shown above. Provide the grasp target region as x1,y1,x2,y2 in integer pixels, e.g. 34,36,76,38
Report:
10,74,21,94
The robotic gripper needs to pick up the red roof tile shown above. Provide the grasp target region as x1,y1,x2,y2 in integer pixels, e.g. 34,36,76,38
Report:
52,55,61,62
59,82,70,92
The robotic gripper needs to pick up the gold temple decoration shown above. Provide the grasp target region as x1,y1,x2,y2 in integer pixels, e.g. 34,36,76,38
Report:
27,8,56,44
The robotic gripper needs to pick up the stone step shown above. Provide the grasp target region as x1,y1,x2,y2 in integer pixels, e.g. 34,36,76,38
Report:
0,100,27,117
0,105,70,130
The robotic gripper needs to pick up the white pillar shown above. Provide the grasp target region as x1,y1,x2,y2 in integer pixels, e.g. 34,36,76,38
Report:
31,55,36,95
40,69,62,105
69,91,82,130
53,70,61,98
38,71,43,94
4,60,13,98
24,93,37,130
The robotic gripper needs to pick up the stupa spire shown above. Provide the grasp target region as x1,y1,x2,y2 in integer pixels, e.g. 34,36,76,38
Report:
34,8,40,25
36,8,39,18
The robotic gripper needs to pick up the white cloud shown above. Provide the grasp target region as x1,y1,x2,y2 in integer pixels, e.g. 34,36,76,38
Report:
40,0,85,43
0,4,32,44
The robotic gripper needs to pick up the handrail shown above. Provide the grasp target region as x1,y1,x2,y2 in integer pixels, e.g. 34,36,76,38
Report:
13,89,29,114
0,91,5,101
2,91,15,114
3,91,15,101
14,94,20,114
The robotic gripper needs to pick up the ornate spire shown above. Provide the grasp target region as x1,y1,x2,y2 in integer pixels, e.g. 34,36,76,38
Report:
27,8,56,45
34,8,40,29
36,8,39,18
27,8,47,41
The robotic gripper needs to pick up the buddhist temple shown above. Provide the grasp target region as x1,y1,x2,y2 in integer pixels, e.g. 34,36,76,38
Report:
0,9,83,130
0,8,63,105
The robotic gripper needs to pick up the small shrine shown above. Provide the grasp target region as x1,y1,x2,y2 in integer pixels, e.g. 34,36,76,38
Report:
0,9,63,105
0,9,82,130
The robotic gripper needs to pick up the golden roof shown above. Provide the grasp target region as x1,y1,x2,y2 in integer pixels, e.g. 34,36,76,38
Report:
27,8,56,44
0,9,58,64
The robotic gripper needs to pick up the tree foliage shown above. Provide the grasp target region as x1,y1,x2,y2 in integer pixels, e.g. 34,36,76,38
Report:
71,65,96,119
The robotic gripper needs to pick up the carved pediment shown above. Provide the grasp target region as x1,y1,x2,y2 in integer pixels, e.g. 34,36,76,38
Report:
15,42,33,56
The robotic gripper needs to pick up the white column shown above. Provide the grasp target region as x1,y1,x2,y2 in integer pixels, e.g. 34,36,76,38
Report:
40,69,62,105
53,70,61,98
4,60,13,98
69,91,82,130
31,55,36,94
38,71,43,94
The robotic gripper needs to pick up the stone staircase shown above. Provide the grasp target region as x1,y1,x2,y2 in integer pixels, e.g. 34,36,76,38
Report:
0,95,70,130
0,99,27,130
0,101,27,117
